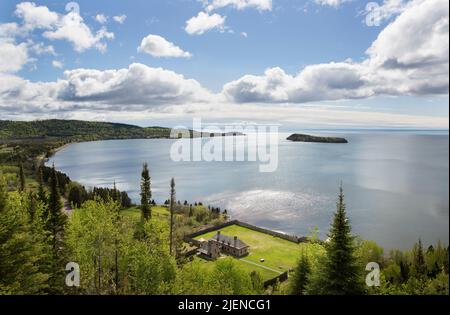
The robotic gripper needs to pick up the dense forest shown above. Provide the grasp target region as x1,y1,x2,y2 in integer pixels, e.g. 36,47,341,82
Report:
0,119,239,141
0,119,173,140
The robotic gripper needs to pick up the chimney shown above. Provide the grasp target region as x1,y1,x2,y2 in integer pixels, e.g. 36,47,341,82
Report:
234,236,237,247
217,231,221,239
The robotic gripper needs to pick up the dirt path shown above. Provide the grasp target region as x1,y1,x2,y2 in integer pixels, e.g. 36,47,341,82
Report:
62,198,73,216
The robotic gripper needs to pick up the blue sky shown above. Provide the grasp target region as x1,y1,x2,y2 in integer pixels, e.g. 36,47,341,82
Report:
2,0,381,89
0,0,448,129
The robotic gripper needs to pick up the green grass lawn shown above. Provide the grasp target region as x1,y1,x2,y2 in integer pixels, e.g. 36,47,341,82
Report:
121,204,210,222
192,255,279,280
193,224,325,281
121,205,169,220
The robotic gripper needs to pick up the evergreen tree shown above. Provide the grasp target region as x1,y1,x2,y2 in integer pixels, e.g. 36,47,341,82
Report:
169,177,175,256
120,191,132,208
112,180,121,203
412,239,427,278
37,167,47,204
140,163,152,220
290,250,311,295
45,165,67,293
0,175,50,294
67,182,85,208
311,185,365,295
399,259,410,282
444,246,449,274
19,162,26,191
27,191,38,223
0,174,7,211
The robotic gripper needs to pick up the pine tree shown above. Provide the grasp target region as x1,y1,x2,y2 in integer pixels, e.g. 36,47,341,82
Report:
0,174,7,212
413,239,427,278
112,180,121,204
399,259,410,282
37,167,47,204
19,162,25,191
169,177,176,256
290,250,311,295
27,191,38,223
140,163,152,220
67,182,83,208
46,165,67,293
315,185,365,295
0,175,50,294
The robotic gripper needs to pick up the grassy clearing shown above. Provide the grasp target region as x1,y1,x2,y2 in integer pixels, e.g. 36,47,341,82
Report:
193,224,325,281
121,206,169,221
192,256,279,280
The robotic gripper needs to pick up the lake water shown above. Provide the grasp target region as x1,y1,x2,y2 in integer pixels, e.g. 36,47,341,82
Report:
46,131,449,250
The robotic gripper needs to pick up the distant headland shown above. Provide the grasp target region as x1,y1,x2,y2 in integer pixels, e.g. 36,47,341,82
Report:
287,133,348,143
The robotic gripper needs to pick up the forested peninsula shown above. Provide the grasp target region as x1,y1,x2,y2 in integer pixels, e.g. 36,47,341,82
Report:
287,133,348,143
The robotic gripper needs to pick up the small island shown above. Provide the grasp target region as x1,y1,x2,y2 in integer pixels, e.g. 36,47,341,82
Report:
287,133,348,143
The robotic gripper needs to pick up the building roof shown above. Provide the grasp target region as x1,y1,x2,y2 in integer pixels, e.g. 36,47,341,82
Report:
210,233,249,249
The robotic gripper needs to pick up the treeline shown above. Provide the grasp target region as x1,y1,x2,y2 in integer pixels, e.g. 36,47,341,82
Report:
36,165,133,209
66,183,132,209
162,200,228,224
0,119,171,140
41,165,71,194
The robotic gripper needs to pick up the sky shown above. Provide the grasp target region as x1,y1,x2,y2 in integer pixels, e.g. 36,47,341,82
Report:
0,0,448,129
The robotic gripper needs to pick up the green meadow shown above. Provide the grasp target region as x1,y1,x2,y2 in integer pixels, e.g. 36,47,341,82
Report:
193,224,325,281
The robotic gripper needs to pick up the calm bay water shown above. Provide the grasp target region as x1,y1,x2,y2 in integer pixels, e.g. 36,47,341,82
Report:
47,131,449,249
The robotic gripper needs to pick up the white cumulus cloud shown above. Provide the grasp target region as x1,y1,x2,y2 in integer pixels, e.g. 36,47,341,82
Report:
13,2,114,53
138,34,192,58
0,41,29,73
113,15,127,24
223,0,449,103
43,12,114,53
205,0,272,12
52,60,63,69
56,63,214,107
185,11,226,35
95,14,108,24
15,2,59,30
314,0,353,7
